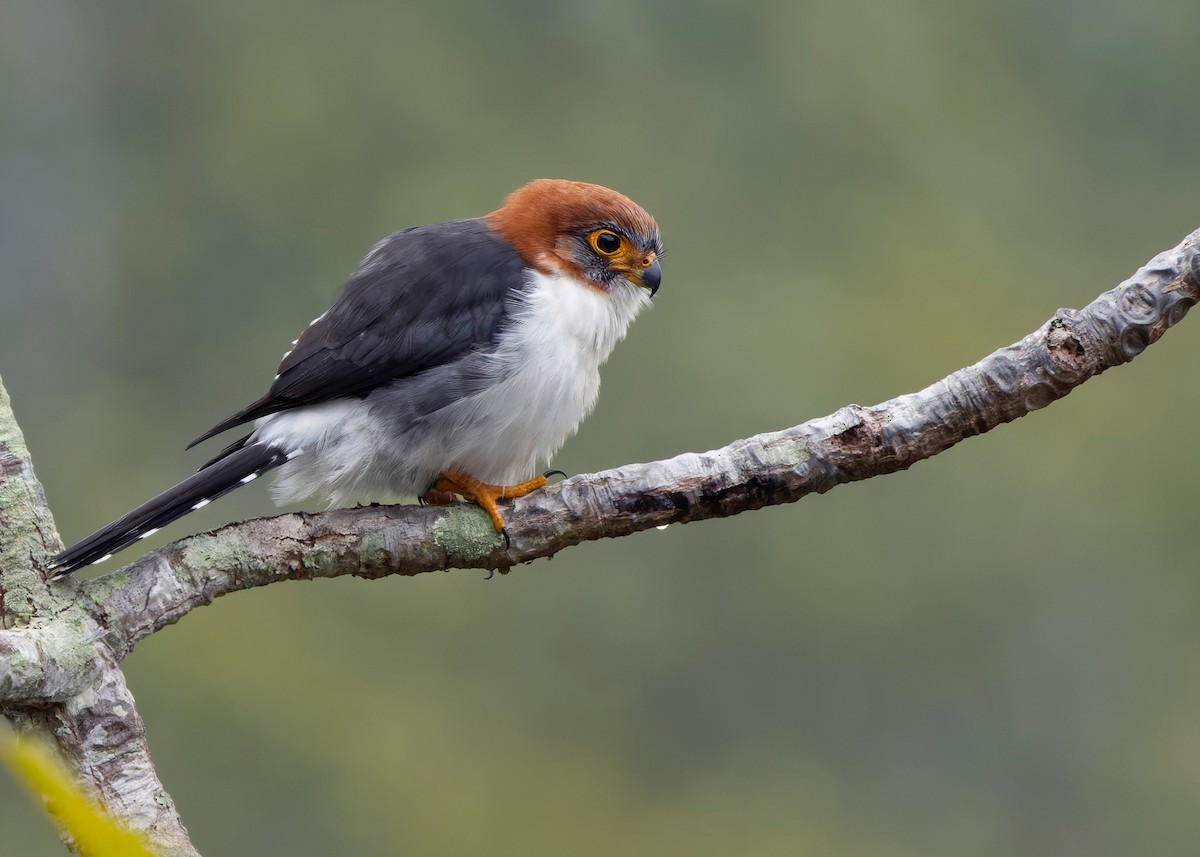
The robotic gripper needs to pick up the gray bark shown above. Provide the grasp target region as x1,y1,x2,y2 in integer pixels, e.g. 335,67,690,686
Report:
2,227,1198,854
0,378,199,856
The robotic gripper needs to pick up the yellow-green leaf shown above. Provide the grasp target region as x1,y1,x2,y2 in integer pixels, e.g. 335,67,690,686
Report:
0,728,156,857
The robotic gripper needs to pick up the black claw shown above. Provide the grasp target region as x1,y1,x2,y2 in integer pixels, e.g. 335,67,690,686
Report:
500,527,511,550
484,568,495,581
543,469,567,480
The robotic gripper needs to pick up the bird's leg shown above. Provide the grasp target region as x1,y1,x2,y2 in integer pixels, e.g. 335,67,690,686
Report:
423,469,549,534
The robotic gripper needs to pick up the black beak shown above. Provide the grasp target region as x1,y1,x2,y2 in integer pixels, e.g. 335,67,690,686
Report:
641,258,661,297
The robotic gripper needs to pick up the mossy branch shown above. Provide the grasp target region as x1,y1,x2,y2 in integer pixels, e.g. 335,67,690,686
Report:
3,227,1200,856
0,376,199,857
78,227,1200,657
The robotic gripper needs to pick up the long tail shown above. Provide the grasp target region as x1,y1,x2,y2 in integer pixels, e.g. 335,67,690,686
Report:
48,439,289,577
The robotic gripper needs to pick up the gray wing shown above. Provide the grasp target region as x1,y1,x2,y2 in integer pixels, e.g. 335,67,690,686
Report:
189,218,529,447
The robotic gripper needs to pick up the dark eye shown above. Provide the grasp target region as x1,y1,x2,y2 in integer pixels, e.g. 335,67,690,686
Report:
590,229,623,256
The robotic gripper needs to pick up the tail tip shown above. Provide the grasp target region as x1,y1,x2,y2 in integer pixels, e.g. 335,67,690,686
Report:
44,549,116,579
44,556,73,578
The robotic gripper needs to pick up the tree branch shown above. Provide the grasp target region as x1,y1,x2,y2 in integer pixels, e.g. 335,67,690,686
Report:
81,228,1200,659
0,377,199,856
5,228,1199,855
0,377,63,630
0,625,98,703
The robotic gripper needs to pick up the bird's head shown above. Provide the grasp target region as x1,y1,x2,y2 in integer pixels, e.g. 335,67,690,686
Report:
487,179,662,296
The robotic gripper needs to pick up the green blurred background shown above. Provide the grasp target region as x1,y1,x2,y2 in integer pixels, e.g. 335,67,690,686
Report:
4,0,1200,854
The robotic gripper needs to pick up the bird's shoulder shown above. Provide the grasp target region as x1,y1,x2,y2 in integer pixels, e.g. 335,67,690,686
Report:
288,218,528,370
190,217,531,446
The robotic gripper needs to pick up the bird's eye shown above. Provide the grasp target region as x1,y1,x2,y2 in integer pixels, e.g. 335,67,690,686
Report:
589,230,624,257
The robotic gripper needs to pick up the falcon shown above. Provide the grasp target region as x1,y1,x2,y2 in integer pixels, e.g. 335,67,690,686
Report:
49,179,662,575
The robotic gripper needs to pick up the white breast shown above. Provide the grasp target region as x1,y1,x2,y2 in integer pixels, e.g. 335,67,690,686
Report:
257,269,651,504
446,269,652,484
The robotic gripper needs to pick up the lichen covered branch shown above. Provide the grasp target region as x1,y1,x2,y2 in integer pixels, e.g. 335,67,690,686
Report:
2,226,1199,856
84,228,1200,656
0,377,199,856
0,378,63,629
0,625,98,703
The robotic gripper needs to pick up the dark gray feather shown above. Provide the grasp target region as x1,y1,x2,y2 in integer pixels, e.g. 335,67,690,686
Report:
189,218,528,447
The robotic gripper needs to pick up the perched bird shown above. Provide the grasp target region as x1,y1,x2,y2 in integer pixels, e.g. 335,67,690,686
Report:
49,179,662,575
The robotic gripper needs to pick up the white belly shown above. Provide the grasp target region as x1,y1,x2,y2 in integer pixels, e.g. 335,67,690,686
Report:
254,270,650,505
445,270,649,482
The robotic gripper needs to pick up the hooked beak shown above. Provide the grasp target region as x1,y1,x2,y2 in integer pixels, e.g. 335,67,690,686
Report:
637,258,661,297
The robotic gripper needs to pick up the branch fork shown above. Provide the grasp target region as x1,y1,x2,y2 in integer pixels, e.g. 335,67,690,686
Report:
2,228,1199,855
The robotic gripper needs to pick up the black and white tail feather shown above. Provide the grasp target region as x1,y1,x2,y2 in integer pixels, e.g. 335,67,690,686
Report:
47,440,290,576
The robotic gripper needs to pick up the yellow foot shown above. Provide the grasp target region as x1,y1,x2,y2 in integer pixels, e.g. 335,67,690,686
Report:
422,470,549,535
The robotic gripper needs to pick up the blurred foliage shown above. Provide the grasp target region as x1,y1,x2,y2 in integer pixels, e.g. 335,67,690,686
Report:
4,0,1200,854
1,728,156,856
